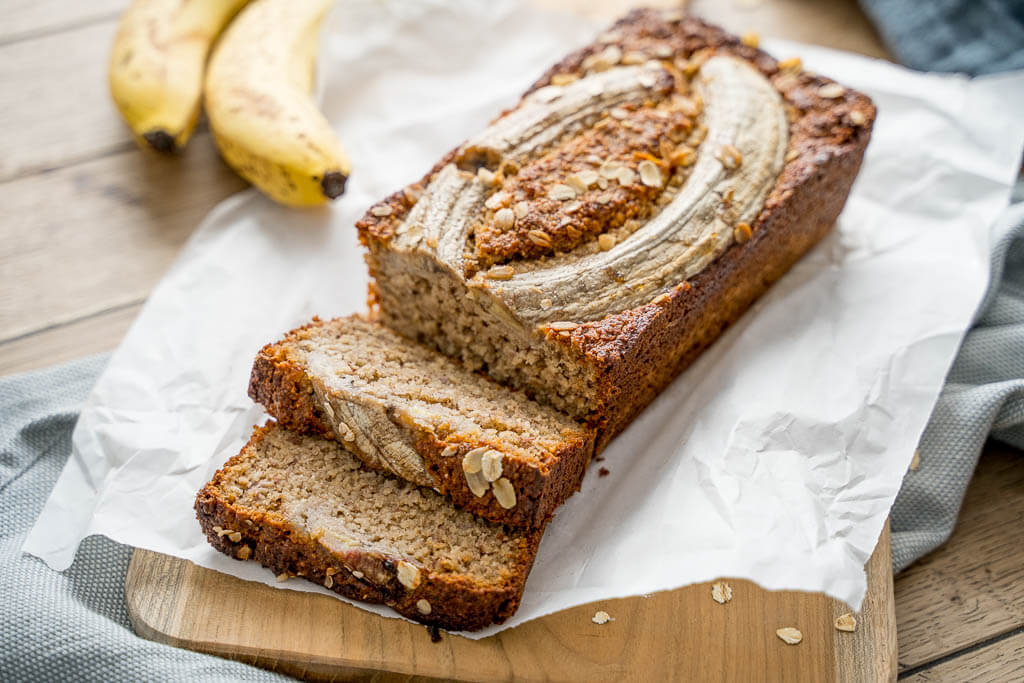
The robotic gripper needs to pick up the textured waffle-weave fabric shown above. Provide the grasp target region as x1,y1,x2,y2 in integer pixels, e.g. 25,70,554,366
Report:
890,182,1024,570
859,0,1024,75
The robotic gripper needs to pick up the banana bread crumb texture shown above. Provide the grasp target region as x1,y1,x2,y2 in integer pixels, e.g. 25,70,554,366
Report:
249,315,595,528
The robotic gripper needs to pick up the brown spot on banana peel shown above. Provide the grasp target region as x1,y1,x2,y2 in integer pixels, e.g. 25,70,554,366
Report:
142,129,178,153
321,171,348,199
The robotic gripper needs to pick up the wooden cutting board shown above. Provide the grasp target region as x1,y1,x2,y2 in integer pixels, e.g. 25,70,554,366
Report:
126,524,895,681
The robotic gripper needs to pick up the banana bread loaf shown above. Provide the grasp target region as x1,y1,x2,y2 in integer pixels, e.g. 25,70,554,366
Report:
200,9,876,632
195,423,543,631
357,9,875,449
249,315,595,528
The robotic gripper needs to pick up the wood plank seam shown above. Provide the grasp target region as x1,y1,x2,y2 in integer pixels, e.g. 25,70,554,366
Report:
0,298,145,346
897,624,1024,680
894,443,1024,670
0,121,216,186
0,139,138,185
0,12,121,50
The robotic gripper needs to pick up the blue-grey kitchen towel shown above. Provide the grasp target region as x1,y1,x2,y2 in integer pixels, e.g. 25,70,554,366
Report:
859,0,1024,75
891,182,1024,570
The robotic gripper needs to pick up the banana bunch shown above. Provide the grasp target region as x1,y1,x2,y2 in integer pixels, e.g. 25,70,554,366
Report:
109,0,248,152
108,0,351,207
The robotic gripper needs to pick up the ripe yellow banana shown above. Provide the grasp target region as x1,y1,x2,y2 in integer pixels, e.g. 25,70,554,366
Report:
205,0,351,207
109,0,248,152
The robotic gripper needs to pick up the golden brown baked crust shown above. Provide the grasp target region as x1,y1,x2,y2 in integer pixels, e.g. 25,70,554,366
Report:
195,424,544,631
543,10,874,446
356,10,874,449
248,317,596,529
473,104,693,266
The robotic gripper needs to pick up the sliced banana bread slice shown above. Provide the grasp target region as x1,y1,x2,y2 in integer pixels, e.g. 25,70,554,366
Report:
195,424,543,631
249,315,594,529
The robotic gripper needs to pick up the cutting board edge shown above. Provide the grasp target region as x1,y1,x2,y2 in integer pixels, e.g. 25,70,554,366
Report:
126,524,896,682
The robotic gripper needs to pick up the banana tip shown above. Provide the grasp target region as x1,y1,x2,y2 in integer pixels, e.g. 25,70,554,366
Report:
321,172,348,200
143,130,178,153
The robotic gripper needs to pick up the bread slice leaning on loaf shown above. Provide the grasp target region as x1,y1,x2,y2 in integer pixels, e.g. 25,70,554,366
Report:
249,315,595,529
195,423,543,631
357,9,875,450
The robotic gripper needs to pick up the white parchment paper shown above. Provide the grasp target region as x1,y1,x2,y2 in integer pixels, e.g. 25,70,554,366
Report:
25,0,1024,638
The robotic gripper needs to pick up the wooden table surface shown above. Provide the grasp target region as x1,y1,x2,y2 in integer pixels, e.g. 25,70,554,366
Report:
2,0,1022,680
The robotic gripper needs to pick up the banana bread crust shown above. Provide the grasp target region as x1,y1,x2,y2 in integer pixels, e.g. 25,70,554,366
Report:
195,425,544,631
542,10,874,446
249,319,596,528
356,10,874,448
